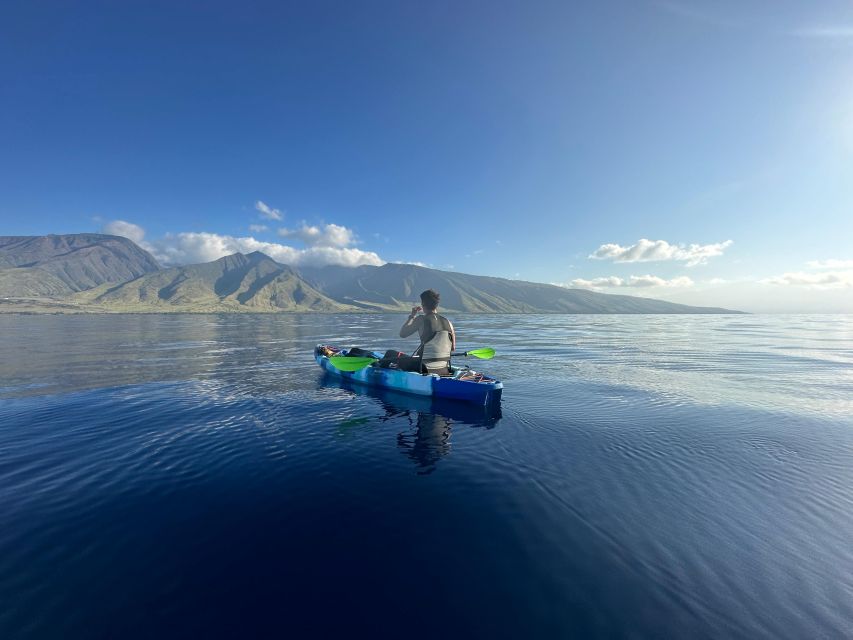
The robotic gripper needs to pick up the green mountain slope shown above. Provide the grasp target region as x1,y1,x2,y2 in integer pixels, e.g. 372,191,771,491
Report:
0,233,161,297
298,263,739,313
77,252,355,312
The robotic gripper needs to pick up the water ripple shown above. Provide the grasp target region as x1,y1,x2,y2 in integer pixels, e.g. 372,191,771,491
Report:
1,313,852,638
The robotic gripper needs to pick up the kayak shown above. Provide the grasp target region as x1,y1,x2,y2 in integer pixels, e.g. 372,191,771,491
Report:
315,345,503,405
322,374,503,424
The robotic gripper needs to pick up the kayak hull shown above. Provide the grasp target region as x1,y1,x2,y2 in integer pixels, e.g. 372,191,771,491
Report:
315,345,502,406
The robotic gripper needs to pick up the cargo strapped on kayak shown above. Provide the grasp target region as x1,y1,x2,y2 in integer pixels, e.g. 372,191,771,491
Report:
344,347,377,358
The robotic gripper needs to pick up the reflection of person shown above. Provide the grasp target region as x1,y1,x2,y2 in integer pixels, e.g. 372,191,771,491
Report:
397,411,452,475
390,289,456,375
359,389,499,474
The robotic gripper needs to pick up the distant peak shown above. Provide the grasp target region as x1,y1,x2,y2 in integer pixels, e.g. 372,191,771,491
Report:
214,252,248,266
212,251,283,269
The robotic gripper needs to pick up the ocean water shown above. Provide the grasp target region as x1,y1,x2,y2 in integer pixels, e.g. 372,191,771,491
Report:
1,313,852,639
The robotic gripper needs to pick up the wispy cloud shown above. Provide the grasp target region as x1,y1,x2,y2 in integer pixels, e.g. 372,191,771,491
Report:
761,271,853,289
590,239,733,267
762,258,853,289
568,275,695,290
789,27,853,40
278,223,355,248
255,200,283,221
248,224,268,233
807,259,853,269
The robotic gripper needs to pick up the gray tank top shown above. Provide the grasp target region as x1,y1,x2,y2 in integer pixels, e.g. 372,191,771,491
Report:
417,313,453,369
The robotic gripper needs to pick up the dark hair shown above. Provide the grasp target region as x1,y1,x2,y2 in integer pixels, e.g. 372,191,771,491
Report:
420,289,440,310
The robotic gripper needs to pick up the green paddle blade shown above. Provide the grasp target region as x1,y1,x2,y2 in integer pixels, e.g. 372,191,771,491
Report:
328,356,377,372
465,348,495,359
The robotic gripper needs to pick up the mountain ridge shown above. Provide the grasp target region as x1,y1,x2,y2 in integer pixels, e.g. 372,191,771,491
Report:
0,233,161,298
0,234,743,313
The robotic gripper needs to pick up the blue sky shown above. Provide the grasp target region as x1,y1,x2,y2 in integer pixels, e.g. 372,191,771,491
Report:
1,0,852,311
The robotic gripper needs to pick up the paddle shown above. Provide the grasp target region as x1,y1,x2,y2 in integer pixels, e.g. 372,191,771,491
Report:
328,348,495,372
328,356,378,372
452,348,495,359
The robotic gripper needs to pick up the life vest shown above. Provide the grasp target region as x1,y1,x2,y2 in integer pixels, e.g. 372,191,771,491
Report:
417,313,453,373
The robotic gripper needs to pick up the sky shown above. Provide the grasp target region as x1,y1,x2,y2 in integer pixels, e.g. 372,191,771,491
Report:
1,0,852,312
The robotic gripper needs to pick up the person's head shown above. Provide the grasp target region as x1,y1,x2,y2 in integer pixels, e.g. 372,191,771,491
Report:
420,289,440,312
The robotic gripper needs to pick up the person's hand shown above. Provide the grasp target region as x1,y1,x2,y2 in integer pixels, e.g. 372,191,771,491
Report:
410,305,422,318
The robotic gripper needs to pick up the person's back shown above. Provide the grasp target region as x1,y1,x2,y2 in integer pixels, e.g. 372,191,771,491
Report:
396,289,456,375
416,311,453,374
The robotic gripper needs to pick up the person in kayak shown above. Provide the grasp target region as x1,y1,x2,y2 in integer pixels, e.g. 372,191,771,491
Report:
384,289,456,375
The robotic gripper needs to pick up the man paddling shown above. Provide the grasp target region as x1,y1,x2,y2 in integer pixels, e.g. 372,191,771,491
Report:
384,289,456,374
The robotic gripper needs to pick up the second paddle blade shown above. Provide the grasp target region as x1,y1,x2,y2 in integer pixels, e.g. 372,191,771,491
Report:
328,356,377,372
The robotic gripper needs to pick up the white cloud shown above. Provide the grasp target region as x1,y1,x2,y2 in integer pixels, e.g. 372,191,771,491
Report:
630,275,694,288
255,200,283,221
569,276,623,289
103,215,383,268
278,223,355,248
153,232,384,268
248,224,269,233
102,219,165,264
568,275,695,289
807,259,853,269
102,220,146,244
761,270,853,290
590,238,733,266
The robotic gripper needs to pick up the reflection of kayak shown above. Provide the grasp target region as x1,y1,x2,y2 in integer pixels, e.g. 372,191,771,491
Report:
321,373,502,426
322,372,501,474
315,345,503,406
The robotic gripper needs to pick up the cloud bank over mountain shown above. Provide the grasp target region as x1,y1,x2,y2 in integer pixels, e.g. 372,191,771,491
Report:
102,221,384,268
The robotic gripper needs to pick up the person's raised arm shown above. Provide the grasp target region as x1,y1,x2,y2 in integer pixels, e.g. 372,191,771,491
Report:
399,306,422,338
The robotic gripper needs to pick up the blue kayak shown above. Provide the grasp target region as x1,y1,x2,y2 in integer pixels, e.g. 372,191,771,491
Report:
315,345,503,405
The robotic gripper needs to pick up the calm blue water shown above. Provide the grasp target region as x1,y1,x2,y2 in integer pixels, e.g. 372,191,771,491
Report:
1,314,852,638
